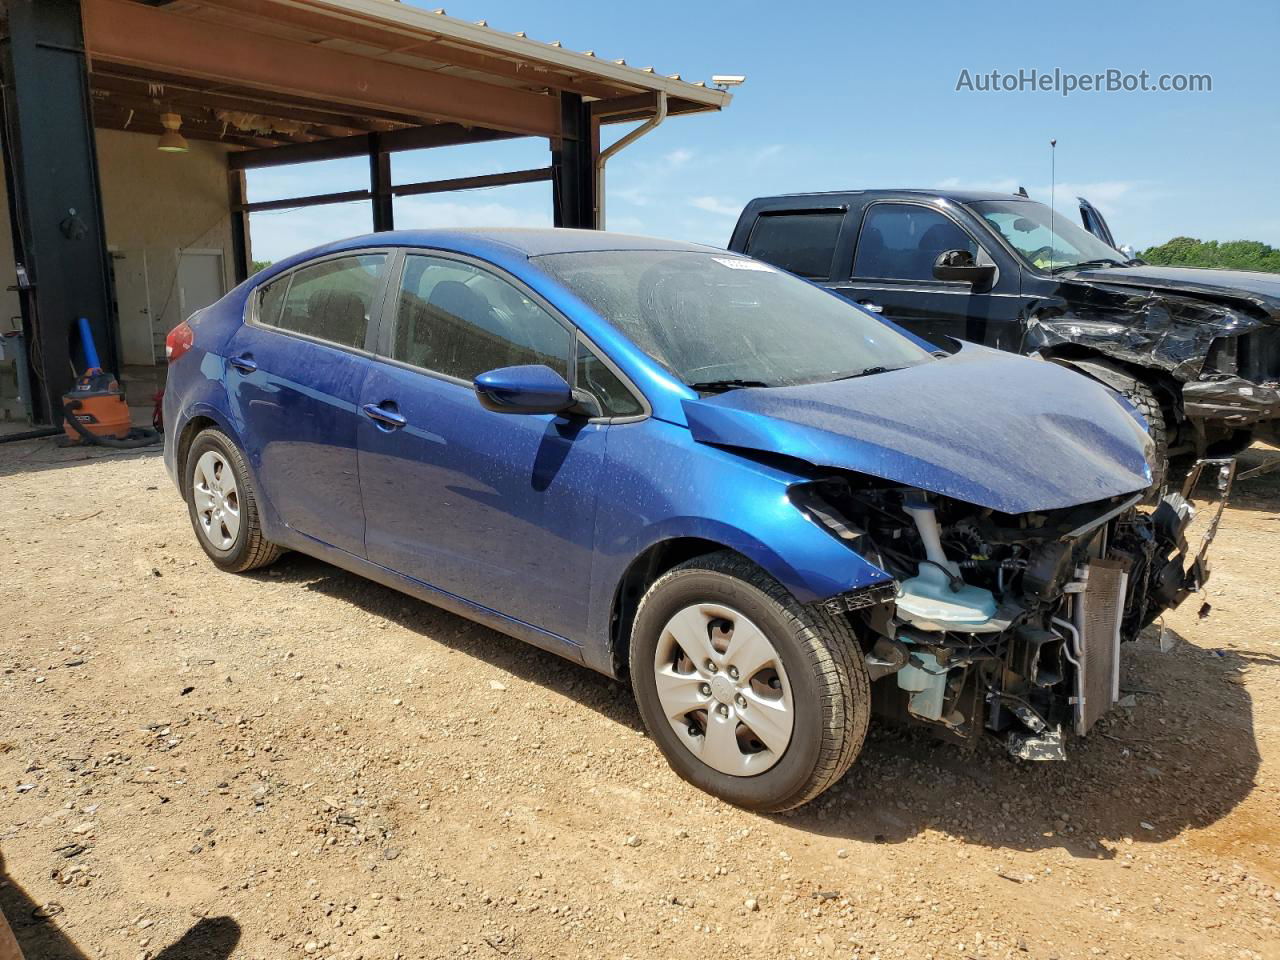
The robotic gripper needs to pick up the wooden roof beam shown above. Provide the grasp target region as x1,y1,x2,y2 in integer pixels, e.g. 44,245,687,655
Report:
227,122,522,171
82,0,562,138
90,107,279,149
90,72,388,136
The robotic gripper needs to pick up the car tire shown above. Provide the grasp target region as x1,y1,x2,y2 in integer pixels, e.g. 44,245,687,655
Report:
630,551,869,812
184,427,283,573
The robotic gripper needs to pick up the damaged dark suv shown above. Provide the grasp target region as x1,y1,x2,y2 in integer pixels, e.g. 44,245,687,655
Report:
730,189,1280,491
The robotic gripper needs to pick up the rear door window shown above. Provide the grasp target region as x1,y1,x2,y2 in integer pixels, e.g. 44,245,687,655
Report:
743,211,844,280
391,254,571,382
853,204,979,282
257,253,386,349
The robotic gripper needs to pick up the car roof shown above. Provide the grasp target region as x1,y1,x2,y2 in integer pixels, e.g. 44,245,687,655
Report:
747,188,1036,206
286,227,721,265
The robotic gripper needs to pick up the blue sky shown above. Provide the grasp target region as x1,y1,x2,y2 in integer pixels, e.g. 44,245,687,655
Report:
248,0,1279,262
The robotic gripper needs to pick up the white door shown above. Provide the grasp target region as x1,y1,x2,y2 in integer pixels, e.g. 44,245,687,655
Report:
113,250,154,365
177,250,226,320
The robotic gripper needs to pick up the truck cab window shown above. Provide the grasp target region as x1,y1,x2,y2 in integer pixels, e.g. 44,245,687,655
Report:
743,211,843,280
853,204,979,282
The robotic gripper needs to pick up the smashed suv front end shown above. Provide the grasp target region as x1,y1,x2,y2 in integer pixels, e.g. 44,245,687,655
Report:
790,470,1225,758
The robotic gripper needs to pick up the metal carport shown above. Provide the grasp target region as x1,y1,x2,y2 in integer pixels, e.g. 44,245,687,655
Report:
0,0,729,429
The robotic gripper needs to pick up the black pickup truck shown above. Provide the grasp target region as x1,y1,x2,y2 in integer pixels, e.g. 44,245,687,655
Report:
729,189,1280,489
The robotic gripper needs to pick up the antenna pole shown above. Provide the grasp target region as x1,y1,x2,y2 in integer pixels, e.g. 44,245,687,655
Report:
1048,138,1057,270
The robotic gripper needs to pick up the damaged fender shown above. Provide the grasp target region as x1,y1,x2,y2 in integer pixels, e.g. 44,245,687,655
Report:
1025,283,1268,382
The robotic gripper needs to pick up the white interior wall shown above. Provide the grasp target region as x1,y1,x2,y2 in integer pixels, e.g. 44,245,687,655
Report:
0,126,238,404
95,128,238,360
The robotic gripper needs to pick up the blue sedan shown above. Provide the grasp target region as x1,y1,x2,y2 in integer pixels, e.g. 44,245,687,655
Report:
163,229,1205,810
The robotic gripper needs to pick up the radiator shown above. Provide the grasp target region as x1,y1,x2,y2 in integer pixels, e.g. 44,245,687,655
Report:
1074,559,1128,735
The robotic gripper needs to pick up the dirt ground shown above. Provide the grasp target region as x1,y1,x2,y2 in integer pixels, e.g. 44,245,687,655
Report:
1,438,1278,960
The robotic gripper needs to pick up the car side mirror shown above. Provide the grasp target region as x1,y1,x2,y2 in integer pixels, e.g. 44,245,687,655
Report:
474,364,576,415
932,249,997,289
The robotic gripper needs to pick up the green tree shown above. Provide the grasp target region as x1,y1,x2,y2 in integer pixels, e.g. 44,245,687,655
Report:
1140,237,1280,273
251,259,273,275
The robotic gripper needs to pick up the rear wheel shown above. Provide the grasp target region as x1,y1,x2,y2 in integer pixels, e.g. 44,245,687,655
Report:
630,551,869,811
185,428,283,572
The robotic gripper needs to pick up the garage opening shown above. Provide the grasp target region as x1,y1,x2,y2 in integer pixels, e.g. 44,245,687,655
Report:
0,0,730,435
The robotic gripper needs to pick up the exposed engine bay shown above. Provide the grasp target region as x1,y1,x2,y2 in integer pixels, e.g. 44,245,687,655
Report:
791,462,1234,759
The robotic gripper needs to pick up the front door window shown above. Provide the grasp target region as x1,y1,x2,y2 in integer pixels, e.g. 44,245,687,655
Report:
391,255,570,380
853,204,979,281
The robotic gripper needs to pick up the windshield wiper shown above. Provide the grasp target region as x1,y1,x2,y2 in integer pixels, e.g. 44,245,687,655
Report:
1049,258,1125,274
687,378,772,393
829,365,902,381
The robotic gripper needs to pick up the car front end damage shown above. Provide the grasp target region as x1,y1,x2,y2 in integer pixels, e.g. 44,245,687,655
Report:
791,464,1234,758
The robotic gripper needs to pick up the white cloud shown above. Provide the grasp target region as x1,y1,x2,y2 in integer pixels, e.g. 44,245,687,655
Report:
612,184,653,208
689,195,742,217
932,176,1142,208
395,197,551,230
608,144,699,211
750,144,784,165
248,190,551,263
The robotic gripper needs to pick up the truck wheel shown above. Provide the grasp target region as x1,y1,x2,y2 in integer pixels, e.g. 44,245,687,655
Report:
1120,377,1169,502
185,427,283,573
630,551,869,812
1084,361,1168,502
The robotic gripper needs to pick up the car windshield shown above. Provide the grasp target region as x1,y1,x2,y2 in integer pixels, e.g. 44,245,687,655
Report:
534,250,933,389
970,199,1126,272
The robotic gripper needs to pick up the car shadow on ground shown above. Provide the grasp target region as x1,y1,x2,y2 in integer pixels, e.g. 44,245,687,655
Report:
256,556,1262,860
0,853,240,960
260,555,645,735
780,624,1263,858
0,438,161,481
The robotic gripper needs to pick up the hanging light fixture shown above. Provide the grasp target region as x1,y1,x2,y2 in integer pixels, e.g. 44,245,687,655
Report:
157,112,189,153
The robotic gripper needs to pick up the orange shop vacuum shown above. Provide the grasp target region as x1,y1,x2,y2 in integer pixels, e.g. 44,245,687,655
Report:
60,316,159,449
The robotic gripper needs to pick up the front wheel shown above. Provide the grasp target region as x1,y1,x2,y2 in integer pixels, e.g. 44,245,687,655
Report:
630,551,870,812
1084,361,1169,503
1120,377,1170,501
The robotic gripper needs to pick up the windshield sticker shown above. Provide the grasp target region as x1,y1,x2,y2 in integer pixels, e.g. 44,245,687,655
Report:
712,257,777,272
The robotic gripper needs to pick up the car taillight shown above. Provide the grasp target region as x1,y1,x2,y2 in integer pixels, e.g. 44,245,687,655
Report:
165,320,194,364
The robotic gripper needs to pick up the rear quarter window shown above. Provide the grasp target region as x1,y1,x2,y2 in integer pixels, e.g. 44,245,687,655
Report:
743,211,844,280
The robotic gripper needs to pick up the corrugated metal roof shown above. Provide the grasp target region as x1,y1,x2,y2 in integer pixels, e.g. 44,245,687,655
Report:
167,0,732,112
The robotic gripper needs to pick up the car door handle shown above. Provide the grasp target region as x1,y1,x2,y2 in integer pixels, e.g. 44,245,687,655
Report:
229,355,258,373
361,402,407,430
858,301,884,314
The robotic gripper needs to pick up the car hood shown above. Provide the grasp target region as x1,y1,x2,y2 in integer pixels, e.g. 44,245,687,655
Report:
681,344,1152,514
1070,264,1280,320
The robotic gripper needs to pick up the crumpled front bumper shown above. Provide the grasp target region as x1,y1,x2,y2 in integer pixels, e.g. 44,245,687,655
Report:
1183,376,1280,427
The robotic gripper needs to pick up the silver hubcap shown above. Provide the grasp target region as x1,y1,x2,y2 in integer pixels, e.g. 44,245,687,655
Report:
192,450,241,551
653,603,794,776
